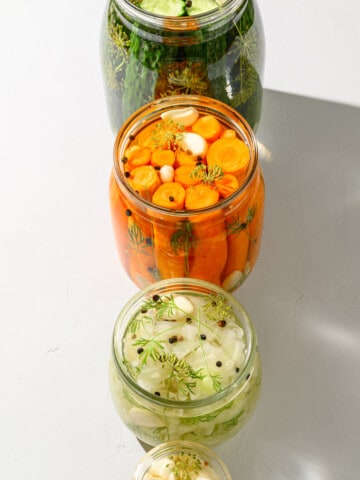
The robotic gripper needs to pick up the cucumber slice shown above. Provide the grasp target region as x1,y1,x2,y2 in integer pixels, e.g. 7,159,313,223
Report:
186,0,219,15
139,0,186,16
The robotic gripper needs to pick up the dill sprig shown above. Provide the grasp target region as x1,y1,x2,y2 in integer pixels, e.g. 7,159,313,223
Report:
151,119,185,149
159,353,205,398
190,164,224,184
170,222,198,276
226,205,257,236
202,293,233,322
133,337,165,366
168,452,203,480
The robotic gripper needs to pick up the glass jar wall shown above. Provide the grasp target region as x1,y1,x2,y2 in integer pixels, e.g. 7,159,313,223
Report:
100,0,265,134
109,278,261,448
109,95,265,291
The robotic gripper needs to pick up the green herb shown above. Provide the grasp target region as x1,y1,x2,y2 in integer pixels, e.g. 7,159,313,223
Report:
202,293,233,321
128,222,152,255
151,119,185,149
158,353,205,398
226,205,257,236
190,164,224,184
168,452,202,480
133,337,166,366
170,222,198,276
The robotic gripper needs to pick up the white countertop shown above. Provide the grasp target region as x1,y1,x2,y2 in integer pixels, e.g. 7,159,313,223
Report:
1,1,360,479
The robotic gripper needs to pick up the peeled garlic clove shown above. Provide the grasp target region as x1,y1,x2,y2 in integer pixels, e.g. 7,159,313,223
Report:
161,107,199,126
128,407,163,427
163,295,195,320
160,165,174,183
221,270,243,291
178,132,208,157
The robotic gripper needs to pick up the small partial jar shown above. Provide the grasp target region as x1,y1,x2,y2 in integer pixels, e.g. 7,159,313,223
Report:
100,0,265,134
133,441,232,480
109,278,261,448
109,95,265,292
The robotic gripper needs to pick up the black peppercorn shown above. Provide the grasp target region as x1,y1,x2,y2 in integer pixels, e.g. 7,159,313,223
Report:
200,334,206,340
216,361,222,367
154,391,161,396
169,196,175,202
169,336,178,344
125,172,130,178
152,294,160,302
125,209,132,217
137,347,144,354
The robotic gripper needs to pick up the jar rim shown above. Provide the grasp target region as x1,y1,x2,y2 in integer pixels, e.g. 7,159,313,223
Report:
111,277,258,409
134,440,232,479
113,95,259,218
113,0,249,30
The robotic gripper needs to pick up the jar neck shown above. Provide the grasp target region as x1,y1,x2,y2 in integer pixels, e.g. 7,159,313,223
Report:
112,0,249,33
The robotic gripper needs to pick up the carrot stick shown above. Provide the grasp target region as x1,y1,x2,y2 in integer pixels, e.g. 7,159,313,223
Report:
188,213,228,286
152,182,186,210
153,220,188,279
206,137,250,179
191,115,222,142
248,170,265,268
109,172,158,287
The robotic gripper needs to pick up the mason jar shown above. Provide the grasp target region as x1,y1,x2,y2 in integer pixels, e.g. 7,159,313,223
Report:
109,95,265,292
133,441,232,479
109,278,261,448
100,0,265,134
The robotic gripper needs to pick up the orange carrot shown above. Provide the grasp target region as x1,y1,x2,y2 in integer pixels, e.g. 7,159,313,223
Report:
151,149,175,167
125,145,152,168
191,115,222,142
174,149,197,167
153,221,188,279
247,170,265,268
214,173,239,198
221,129,236,139
152,182,186,210
206,137,250,179
128,165,161,200
185,184,219,210
174,165,203,188
109,172,157,287
188,213,228,286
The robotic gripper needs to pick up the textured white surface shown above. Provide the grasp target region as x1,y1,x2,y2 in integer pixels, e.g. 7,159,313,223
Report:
257,0,360,106
1,1,360,479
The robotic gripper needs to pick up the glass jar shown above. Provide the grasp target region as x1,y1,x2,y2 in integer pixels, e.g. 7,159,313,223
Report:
109,278,261,448
100,0,265,134
133,441,232,479
109,95,265,292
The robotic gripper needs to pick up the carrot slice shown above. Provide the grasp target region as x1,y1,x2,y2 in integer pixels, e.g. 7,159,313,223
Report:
128,165,161,199
125,145,151,168
214,173,239,198
221,129,236,139
191,115,222,142
206,138,250,179
152,182,186,210
174,149,197,167
174,165,203,188
151,149,175,167
185,184,219,210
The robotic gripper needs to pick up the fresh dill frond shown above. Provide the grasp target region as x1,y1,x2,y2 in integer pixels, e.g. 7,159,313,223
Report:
202,293,233,321
168,452,202,480
133,337,165,365
225,204,257,236
151,119,185,149
190,164,224,184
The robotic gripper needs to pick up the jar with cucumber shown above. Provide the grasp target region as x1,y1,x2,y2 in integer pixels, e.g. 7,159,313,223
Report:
100,0,265,134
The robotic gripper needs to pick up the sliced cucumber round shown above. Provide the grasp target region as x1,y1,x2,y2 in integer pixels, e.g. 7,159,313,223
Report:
139,0,186,16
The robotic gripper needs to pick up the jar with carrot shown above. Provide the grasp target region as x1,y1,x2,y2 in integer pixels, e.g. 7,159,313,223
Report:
100,0,265,134
110,95,265,292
